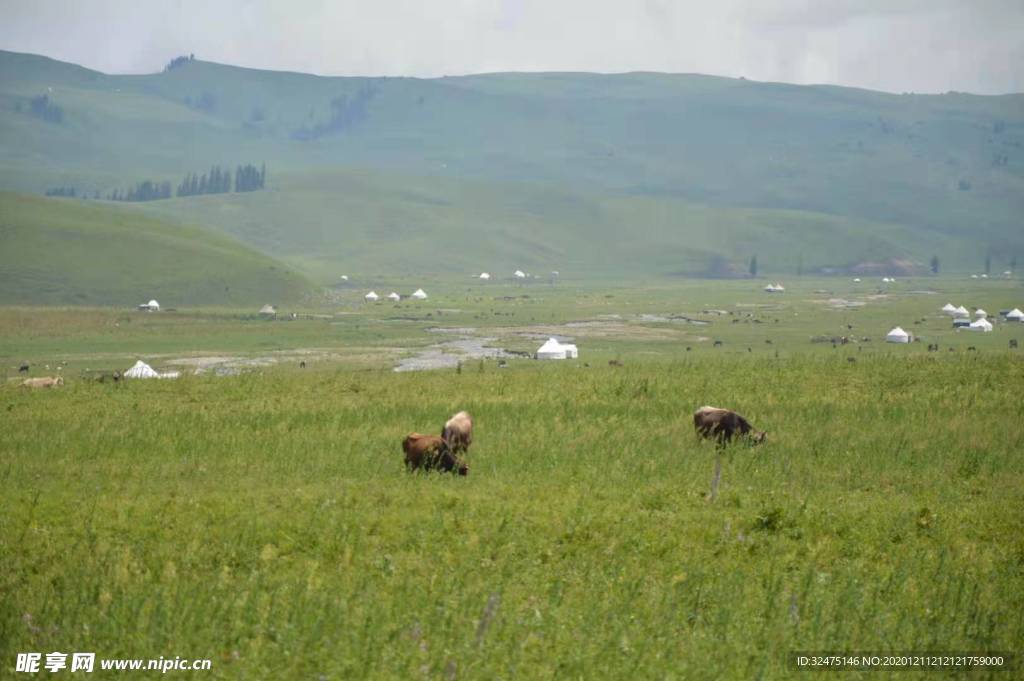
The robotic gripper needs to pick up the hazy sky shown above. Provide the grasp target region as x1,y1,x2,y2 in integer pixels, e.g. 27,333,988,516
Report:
2,0,1022,94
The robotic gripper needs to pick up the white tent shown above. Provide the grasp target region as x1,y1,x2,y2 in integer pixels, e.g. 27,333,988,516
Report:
969,318,993,332
138,299,160,311
981,274,988,279
954,306,970,318
411,288,428,300
340,275,349,281
387,292,401,301
975,308,988,318
259,304,277,316
125,360,160,379
514,270,526,279
886,327,911,343
561,343,578,359
971,274,979,279
853,278,861,282
1007,308,1024,322
763,283,785,293
941,303,957,315
364,291,379,301
479,272,491,280
536,337,568,359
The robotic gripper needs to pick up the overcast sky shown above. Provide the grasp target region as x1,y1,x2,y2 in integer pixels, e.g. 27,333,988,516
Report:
2,0,1022,94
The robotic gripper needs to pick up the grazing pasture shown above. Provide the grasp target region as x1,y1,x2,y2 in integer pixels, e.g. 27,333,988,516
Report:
2,351,1022,678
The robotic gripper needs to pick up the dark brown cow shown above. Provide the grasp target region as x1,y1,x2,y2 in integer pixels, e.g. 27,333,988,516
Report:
442,411,473,455
693,406,766,445
402,433,468,475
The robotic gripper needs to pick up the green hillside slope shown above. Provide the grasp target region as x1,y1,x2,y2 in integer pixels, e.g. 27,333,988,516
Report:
0,193,310,306
1,50,1022,277
137,168,970,280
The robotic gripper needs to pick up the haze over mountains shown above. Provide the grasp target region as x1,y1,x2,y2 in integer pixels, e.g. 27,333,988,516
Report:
1,49,1022,298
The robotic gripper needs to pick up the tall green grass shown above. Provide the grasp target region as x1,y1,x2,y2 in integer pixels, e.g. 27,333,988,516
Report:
2,356,1022,678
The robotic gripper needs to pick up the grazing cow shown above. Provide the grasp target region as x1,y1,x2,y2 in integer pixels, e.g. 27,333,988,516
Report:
18,362,29,373
1010,339,1018,349
713,340,723,347
693,406,766,445
442,411,473,455
21,376,64,389
402,433,468,475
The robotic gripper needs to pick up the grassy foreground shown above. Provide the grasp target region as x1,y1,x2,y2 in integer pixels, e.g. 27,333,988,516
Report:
2,356,1022,678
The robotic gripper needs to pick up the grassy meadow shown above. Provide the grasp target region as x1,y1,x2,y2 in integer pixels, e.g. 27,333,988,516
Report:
2,276,1023,678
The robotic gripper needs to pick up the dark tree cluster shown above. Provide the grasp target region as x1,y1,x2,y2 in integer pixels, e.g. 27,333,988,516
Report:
45,186,77,198
177,165,233,197
234,163,266,192
108,180,172,202
290,83,378,141
29,94,64,123
164,54,195,72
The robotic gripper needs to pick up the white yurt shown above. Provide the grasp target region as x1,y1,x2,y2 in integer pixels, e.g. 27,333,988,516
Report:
536,337,568,360
365,291,379,301
387,292,401,301
975,308,988,318
971,274,979,279
1007,308,1024,322
479,272,491,280
561,343,579,359
969,318,993,332
340,275,349,281
411,288,428,300
514,270,526,279
941,303,957,315
259,304,277,317
853,278,862,283
138,299,160,311
954,305,970,318
763,283,785,293
885,327,911,344
125,360,160,379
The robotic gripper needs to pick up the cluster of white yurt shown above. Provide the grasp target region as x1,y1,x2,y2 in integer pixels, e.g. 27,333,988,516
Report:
941,303,970,318
536,337,579,360
881,277,895,283
138,299,160,311
763,282,785,293
514,270,527,279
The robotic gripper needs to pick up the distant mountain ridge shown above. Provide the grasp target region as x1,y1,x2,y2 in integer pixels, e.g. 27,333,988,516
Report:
1,49,1022,279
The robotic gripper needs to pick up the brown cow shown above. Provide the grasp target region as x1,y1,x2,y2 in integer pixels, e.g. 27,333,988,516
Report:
693,406,766,445
21,376,64,389
402,433,468,475
442,411,473,455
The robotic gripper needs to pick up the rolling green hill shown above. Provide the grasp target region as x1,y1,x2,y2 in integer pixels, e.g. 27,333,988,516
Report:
1,49,1022,279
0,192,310,306
135,168,970,281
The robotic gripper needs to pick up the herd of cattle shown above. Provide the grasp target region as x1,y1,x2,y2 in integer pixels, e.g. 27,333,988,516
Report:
403,407,766,476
